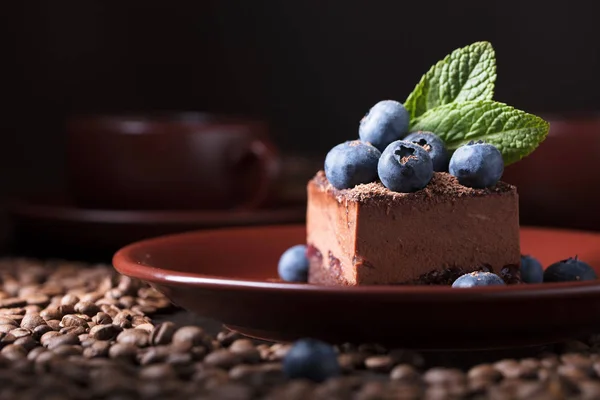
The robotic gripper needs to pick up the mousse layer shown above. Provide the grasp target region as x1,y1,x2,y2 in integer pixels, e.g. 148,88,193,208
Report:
306,171,521,285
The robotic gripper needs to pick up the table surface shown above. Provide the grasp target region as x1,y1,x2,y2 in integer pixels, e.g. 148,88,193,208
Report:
1,257,599,399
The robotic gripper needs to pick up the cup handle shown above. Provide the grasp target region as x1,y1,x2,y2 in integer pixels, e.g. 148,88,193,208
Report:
237,138,280,209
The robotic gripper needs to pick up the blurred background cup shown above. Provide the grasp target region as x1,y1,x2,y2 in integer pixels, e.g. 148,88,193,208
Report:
66,113,280,210
503,113,600,231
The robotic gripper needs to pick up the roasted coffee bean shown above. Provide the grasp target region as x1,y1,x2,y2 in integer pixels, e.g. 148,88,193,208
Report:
131,305,157,315
74,300,101,317
365,355,395,372
116,329,149,347
92,312,112,325
139,363,177,380
46,333,79,350
0,324,14,334
0,298,27,308
13,336,37,351
204,349,243,370
60,326,86,336
52,345,83,357
135,323,154,334
172,326,206,348
10,328,31,339
60,314,88,328
118,296,136,309
390,364,420,381
562,353,594,370
150,322,176,345
27,346,47,361
83,340,111,358
46,320,61,331
423,367,466,385
60,294,80,307
218,330,243,346
40,307,62,321
468,363,502,381
57,304,75,316
138,345,170,365
89,324,122,341
40,331,62,347
24,305,42,314
108,343,137,361
20,313,46,330
99,304,120,318
1,344,27,361
25,294,50,307
0,317,17,326
338,353,367,372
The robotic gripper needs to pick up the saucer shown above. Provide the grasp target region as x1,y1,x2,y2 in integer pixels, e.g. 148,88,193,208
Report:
7,195,305,259
113,225,600,350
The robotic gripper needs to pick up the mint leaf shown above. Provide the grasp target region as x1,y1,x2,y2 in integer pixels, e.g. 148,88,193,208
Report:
410,100,550,165
404,42,496,121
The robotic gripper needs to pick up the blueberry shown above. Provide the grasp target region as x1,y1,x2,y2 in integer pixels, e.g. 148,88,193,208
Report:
543,256,597,282
404,131,449,172
359,100,410,151
324,140,381,190
278,245,309,282
283,338,340,382
520,255,544,284
452,271,506,288
377,140,433,193
449,141,504,188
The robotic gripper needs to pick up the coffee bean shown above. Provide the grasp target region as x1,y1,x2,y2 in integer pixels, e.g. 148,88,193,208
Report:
57,304,75,316
108,343,137,361
0,324,14,334
20,313,46,330
99,304,120,318
230,339,254,353
112,311,134,329
468,363,502,382
0,298,26,308
27,346,47,361
13,336,37,351
1,343,28,362
559,364,591,381
172,326,206,348
131,305,157,315
24,305,42,314
106,288,123,300
562,353,594,370
494,359,523,379
80,339,96,348
92,312,112,325
578,380,600,400
83,340,110,358
80,292,103,303
46,334,79,350
192,366,230,388
166,352,193,365
118,296,136,309
116,329,149,347
26,294,50,307
0,317,17,326
52,345,83,357
60,315,88,329
135,323,154,334
229,363,285,387
204,349,243,370
338,353,367,372
139,363,177,380
423,367,466,385
390,364,420,381
0,307,25,316
218,330,243,346
10,328,31,339
131,315,150,328
60,326,86,336
268,343,292,361
60,294,80,307
138,345,170,365
229,340,260,364
150,322,176,345
40,307,62,321
40,331,62,347
46,320,61,331
89,324,122,341
0,333,16,345
365,355,395,372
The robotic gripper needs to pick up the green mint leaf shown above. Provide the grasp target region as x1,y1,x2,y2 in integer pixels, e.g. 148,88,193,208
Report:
410,100,550,165
404,41,496,120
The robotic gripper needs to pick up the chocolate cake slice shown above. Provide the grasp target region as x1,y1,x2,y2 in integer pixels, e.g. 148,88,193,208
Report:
306,171,520,285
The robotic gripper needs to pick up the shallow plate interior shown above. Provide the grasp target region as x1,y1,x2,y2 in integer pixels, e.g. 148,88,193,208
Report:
113,225,600,349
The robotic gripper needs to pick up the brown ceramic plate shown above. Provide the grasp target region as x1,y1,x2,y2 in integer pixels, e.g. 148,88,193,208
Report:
113,225,600,350
7,195,305,259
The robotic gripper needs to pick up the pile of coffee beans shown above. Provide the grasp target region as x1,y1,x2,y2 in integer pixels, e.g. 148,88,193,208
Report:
2,257,600,399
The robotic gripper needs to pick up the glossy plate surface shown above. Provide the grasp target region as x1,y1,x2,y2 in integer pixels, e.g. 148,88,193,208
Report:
113,225,600,349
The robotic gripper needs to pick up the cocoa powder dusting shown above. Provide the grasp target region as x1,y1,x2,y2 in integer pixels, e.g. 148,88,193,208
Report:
311,170,516,206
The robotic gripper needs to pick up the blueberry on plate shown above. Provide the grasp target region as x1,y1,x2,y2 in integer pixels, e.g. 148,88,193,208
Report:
452,271,506,288
283,338,340,382
520,255,544,284
359,100,410,152
543,256,597,282
377,140,433,193
278,245,309,282
449,141,504,188
324,140,381,190
404,131,449,172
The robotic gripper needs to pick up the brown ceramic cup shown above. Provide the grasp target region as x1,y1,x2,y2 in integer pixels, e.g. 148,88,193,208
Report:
66,113,280,210
503,113,600,231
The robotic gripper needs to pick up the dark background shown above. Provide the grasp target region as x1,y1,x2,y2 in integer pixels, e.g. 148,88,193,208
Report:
3,0,600,198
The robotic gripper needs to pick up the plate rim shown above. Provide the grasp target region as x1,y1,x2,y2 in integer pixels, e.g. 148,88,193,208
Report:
112,224,600,299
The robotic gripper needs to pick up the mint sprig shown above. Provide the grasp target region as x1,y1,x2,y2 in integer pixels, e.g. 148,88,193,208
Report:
404,41,496,120
411,100,550,165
